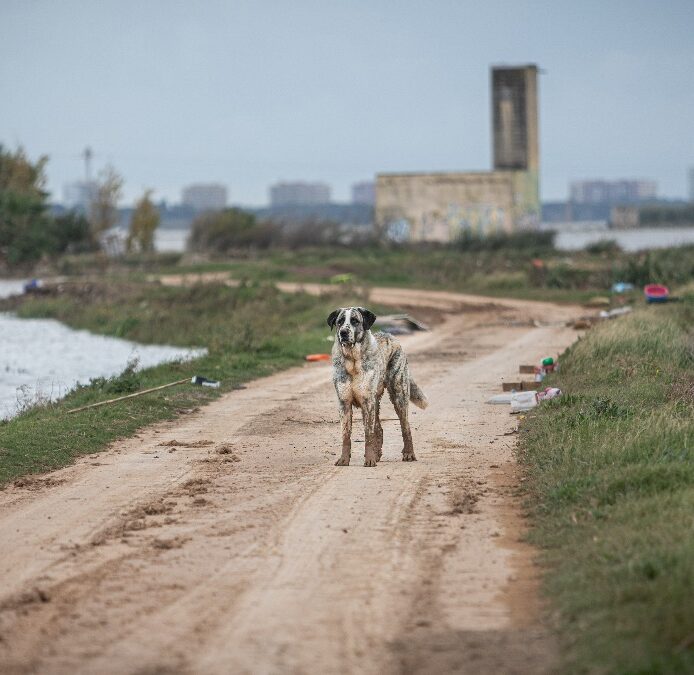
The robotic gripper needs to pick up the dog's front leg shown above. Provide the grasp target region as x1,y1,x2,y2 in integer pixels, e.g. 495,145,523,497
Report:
335,399,352,466
362,398,378,467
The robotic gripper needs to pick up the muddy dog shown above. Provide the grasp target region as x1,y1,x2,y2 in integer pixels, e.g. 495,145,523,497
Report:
327,307,428,467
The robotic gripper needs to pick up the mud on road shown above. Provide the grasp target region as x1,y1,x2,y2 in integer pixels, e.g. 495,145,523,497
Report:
0,289,580,674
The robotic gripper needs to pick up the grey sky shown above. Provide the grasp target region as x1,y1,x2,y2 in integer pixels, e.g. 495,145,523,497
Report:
1,0,693,206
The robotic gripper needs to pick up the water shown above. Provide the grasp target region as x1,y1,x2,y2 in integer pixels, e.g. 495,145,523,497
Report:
545,223,694,251
149,226,694,254
0,281,205,419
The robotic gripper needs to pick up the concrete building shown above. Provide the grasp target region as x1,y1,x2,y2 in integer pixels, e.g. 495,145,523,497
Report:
269,182,331,207
570,179,657,205
181,183,227,211
375,65,540,241
688,167,694,202
63,181,97,211
351,181,375,205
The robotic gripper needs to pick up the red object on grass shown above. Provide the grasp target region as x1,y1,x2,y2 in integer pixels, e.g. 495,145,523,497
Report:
305,353,331,362
644,284,670,303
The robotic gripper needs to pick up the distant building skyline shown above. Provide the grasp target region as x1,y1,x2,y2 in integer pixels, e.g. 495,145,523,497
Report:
3,2,692,206
269,181,331,207
351,181,375,205
688,168,694,202
569,179,657,205
181,183,227,211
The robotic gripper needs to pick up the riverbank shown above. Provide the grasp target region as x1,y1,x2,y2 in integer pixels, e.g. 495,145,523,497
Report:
520,298,694,672
0,281,352,485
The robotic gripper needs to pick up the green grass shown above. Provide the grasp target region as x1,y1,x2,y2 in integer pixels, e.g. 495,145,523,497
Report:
50,243,694,306
519,299,694,673
0,281,371,486
161,244,694,304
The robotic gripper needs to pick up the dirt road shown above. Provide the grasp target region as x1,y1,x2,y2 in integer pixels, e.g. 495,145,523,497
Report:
0,289,580,674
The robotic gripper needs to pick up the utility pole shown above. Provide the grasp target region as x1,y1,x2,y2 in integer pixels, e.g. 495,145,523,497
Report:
83,146,93,182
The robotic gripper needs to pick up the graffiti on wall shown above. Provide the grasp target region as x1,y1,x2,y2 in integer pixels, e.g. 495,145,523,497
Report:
420,203,507,241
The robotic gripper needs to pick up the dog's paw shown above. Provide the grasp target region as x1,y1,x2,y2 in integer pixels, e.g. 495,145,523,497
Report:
335,456,351,466
364,458,377,467
402,451,417,462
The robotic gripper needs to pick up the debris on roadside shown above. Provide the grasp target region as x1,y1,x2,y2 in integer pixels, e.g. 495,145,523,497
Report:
502,381,536,392
599,306,632,319
66,375,221,414
569,305,633,329
376,314,430,335
644,284,670,304
611,281,634,294
584,296,611,308
511,391,538,412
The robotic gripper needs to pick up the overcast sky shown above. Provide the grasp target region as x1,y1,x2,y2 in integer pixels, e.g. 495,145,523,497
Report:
1,0,693,206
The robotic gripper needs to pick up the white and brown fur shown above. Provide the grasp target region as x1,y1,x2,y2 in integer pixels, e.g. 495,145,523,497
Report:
327,307,428,467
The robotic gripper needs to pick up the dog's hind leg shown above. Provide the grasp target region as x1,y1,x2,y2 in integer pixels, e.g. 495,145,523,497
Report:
390,378,416,462
335,400,352,466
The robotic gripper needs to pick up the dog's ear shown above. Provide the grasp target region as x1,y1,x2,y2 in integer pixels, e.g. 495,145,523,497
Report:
358,307,377,331
327,309,340,330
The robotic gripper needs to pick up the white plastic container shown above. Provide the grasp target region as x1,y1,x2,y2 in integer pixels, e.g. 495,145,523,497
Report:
510,391,538,412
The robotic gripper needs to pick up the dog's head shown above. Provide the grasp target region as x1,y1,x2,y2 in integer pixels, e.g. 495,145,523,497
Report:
327,307,377,347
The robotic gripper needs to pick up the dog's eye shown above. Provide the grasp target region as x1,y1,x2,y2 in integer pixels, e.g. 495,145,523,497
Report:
350,316,358,325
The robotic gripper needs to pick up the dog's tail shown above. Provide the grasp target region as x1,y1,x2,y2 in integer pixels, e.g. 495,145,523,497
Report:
409,378,429,410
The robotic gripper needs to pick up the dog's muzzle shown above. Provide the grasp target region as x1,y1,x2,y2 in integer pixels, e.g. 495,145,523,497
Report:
339,329,353,344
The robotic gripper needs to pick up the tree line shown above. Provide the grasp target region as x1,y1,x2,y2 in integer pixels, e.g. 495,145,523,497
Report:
0,145,159,267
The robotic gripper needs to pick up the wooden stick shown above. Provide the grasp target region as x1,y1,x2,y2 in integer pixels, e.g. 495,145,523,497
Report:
67,378,190,414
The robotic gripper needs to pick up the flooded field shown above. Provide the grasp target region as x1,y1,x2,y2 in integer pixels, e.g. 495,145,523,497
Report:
0,281,204,419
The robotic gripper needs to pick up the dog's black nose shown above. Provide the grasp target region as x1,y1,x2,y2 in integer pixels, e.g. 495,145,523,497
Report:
339,329,349,338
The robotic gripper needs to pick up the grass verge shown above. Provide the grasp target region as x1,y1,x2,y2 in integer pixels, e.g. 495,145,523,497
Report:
0,281,370,486
519,299,694,673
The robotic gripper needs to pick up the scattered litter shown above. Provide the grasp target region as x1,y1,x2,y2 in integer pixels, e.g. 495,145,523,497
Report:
611,282,634,294
537,386,562,401
584,296,611,308
510,391,538,412
644,284,670,304
329,273,353,284
599,306,632,319
67,374,221,413
376,314,430,335
23,278,47,294
502,381,536,392
519,365,535,374
190,375,220,388
305,353,331,362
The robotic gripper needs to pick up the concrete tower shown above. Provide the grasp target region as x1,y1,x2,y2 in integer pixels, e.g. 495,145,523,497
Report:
492,65,539,172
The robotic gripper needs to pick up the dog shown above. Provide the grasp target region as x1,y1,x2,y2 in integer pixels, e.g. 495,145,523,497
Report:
327,306,428,467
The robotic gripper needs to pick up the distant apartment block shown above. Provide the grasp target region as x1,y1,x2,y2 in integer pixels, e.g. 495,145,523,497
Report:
269,182,331,207
181,183,227,211
570,180,657,205
63,181,97,211
351,181,375,205
688,167,694,202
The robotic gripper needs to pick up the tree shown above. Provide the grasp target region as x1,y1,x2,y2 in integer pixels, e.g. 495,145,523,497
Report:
0,145,49,264
187,208,275,252
127,190,159,253
88,165,123,245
